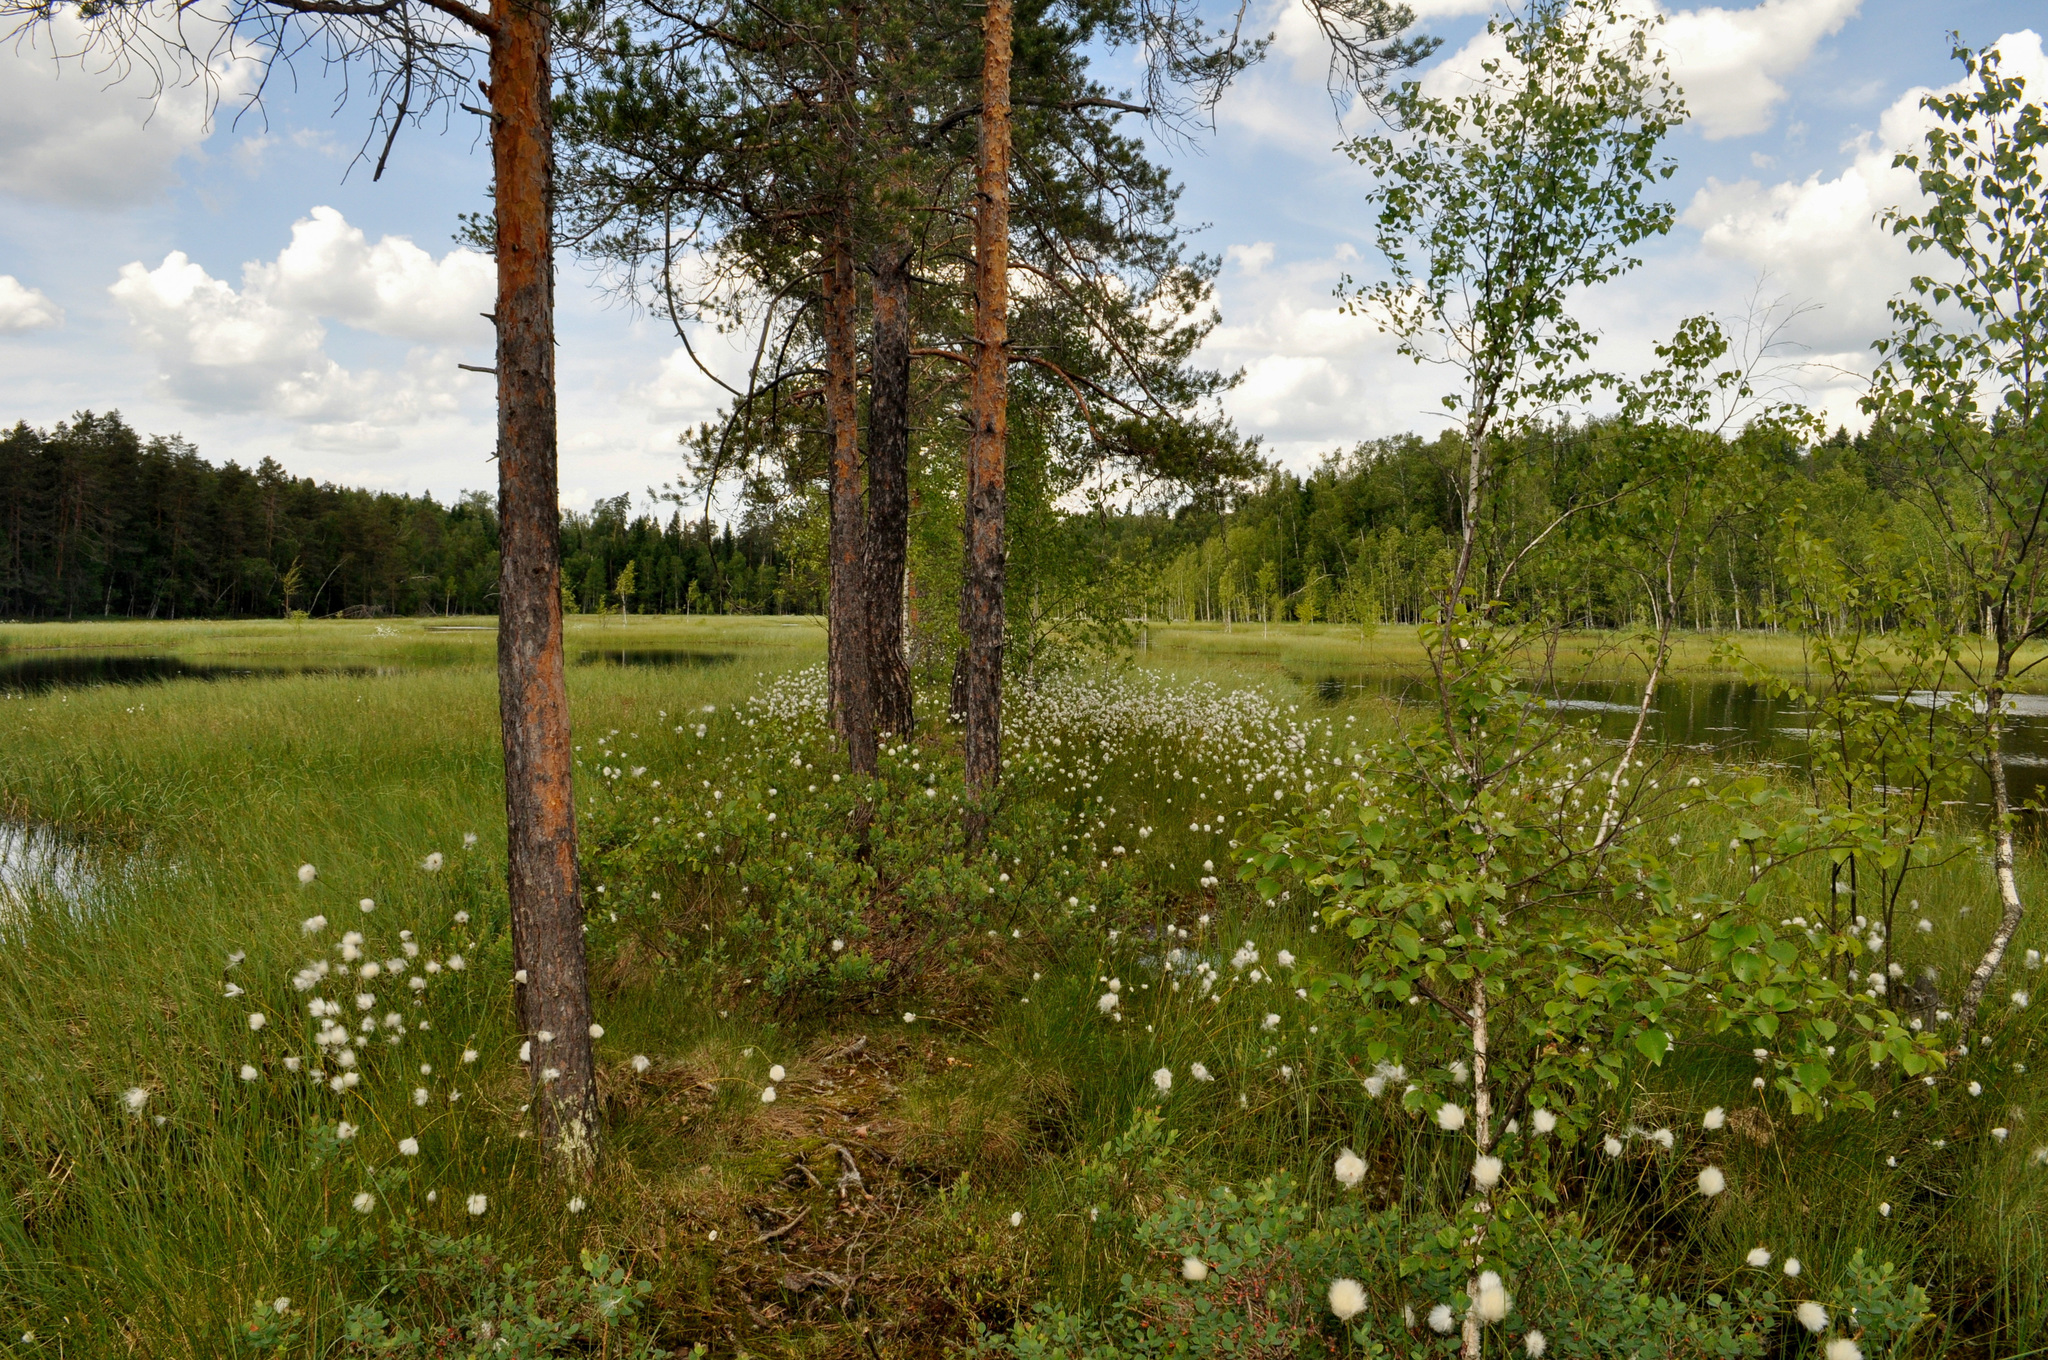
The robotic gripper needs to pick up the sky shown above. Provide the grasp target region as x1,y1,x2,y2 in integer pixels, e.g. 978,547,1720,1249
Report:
0,0,2043,512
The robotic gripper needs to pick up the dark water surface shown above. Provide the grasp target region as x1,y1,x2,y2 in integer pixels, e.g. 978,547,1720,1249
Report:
575,648,739,669
0,653,393,694
1304,671,2048,809
0,645,743,695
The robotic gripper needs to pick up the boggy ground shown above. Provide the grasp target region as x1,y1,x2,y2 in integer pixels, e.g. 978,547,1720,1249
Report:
2,618,2047,1357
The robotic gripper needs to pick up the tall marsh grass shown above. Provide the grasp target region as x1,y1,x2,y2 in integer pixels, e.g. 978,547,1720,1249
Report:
0,619,2043,1355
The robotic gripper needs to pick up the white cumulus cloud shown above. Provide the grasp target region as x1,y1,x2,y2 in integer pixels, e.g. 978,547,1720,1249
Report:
0,11,252,208
0,277,63,333
1421,0,1861,140
256,207,496,343
1661,0,1861,139
632,347,731,425
109,208,493,449
1682,29,2048,355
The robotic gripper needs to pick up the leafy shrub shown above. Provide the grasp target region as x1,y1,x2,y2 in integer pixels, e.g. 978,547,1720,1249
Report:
243,1222,665,1357
982,1175,1928,1359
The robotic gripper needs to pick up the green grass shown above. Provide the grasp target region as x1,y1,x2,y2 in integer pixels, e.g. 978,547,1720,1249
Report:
1134,619,2048,692
0,618,2044,1357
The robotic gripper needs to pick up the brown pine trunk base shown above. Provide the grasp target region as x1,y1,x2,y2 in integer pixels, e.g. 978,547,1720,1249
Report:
491,0,599,1178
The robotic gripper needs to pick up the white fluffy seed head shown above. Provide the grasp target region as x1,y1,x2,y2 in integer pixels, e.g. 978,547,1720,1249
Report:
1334,1147,1366,1188
1704,1106,1726,1130
398,1137,419,1156
1428,1304,1456,1334
1181,1256,1209,1283
1525,1330,1547,1356
467,1194,487,1215
768,1064,786,1082
1328,1277,1367,1322
1152,1067,1173,1094
760,1086,777,1103
1746,1247,1771,1268
1437,1103,1467,1131
1473,1154,1504,1190
1698,1165,1727,1197
1796,1301,1827,1333
1473,1271,1510,1323
1532,1107,1557,1134
1825,1339,1863,1360
298,864,317,885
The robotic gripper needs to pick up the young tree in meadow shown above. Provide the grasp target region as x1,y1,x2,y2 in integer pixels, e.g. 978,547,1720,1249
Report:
1342,0,1683,615
1333,4,1683,1352
3,0,604,1174
1868,41,2048,1033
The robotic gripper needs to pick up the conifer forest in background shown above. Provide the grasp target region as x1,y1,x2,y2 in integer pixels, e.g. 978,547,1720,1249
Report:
0,406,1966,645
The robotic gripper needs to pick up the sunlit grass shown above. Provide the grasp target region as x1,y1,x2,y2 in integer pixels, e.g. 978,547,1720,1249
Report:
0,620,2043,1354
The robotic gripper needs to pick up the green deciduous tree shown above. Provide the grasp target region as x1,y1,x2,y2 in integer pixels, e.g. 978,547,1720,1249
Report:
1868,38,2048,1033
1342,0,1683,615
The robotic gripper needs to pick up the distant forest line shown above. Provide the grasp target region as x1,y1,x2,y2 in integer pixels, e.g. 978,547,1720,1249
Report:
3,408,1945,640
0,412,812,621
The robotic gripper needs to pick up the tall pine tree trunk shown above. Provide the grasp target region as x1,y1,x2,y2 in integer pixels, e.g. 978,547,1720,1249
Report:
867,241,915,739
491,0,599,1177
962,0,1011,832
825,218,878,777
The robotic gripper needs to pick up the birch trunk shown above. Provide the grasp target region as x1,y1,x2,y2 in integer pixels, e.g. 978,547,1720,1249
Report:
1960,681,2024,1033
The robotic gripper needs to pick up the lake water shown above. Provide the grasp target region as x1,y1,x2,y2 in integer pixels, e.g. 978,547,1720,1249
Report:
0,822,92,911
0,653,398,694
575,648,739,669
5,644,2040,807
1303,671,2048,810
0,646,740,695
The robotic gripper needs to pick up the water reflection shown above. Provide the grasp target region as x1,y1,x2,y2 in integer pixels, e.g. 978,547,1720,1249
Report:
0,643,745,694
0,822,90,910
1304,671,2048,807
0,654,390,694
574,648,739,669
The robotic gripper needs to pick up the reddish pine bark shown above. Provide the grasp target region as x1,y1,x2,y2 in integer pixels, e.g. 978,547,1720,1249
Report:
962,0,1011,829
490,0,599,1176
